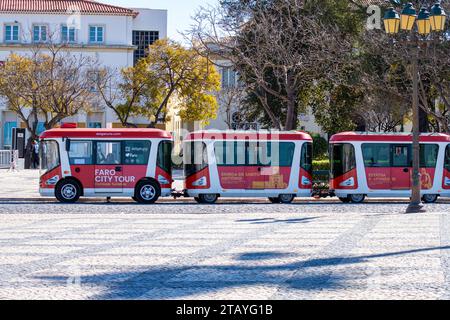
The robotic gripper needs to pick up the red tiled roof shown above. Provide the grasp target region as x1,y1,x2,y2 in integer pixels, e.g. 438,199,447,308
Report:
0,0,137,16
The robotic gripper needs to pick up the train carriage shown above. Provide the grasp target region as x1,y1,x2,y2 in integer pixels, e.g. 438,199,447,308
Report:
183,130,313,204
329,132,450,203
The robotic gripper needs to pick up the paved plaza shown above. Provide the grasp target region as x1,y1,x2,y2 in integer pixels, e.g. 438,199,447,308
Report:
0,170,450,300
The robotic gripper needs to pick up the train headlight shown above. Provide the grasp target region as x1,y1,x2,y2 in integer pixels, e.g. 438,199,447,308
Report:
158,175,170,185
46,176,60,186
339,177,355,187
301,176,311,186
192,176,207,187
445,177,450,186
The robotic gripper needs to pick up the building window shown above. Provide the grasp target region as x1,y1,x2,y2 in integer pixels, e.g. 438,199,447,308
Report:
88,122,102,129
2,121,17,148
132,30,159,65
33,25,47,42
5,24,19,42
221,67,237,89
89,26,104,43
61,25,76,43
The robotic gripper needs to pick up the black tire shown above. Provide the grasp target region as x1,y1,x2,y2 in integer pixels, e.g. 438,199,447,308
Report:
132,196,138,203
135,180,161,204
422,194,438,204
198,194,218,204
278,194,295,204
268,197,281,204
339,197,351,204
349,194,366,204
55,180,81,204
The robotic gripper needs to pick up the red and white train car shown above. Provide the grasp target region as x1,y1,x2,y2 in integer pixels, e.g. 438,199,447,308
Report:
329,132,450,203
39,125,173,203
183,130,313,204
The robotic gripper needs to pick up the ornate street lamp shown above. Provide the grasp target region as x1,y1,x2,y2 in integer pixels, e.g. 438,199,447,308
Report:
383,2,448,213
430,2,447,32
417,8,431,36
400,3,417,31
384,7,401,34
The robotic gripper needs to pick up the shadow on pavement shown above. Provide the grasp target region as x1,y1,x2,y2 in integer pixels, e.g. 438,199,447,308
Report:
32,245,450,299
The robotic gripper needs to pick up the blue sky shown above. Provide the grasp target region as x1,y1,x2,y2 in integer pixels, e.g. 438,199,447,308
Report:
102,0,219,42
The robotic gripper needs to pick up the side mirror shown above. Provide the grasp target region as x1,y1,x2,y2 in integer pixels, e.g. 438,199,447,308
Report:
65,138,71,152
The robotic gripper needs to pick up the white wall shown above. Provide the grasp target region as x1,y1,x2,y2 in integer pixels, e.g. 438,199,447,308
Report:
0,13,134,46
131,8,167,38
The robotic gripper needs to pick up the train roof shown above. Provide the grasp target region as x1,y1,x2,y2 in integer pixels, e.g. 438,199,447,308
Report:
184,130,313,141
40,128,172,140
330,132,450,143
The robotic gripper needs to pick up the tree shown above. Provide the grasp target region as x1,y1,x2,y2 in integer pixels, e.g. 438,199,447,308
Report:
0,43,96,168
362,0,450,133
96,39,221,128
188,0,358,131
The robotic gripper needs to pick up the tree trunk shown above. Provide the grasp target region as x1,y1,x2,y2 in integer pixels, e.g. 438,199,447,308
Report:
24,137,34,170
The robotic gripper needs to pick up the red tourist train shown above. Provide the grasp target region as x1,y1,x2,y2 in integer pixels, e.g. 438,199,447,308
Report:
39,126,450,204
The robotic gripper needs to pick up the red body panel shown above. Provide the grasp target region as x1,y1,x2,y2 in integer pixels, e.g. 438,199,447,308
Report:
155,166,172,189
185,167,211,190
330,132,450,143
68,165,147,190
40,128,172,140
216,166,291,190
40,166,62,190
443,169,450,190
330,168,358,190
184,131,312,142
299,168,313,189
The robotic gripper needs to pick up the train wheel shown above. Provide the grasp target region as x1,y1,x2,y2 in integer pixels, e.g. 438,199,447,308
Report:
268,197,281,204
339,197,351,204
198,194,218,204
278,194,295,204
135,180,161,204
422,194,438,204
349,194,365,204
55,180,81,204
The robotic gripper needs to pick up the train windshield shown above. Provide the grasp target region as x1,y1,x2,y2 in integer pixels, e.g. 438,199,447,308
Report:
39,140,60,174
301,142,313,173
446,145,450,171
330,143,356,178
157,140,173,174
183,142,208,177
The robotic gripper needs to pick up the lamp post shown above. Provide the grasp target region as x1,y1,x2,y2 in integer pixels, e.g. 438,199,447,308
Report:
383,2,447,213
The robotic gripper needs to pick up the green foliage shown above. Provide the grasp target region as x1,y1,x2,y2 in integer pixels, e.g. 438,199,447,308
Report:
310,134,328,160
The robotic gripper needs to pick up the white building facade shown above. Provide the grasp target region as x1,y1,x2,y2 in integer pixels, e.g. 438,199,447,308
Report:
0,0,167,149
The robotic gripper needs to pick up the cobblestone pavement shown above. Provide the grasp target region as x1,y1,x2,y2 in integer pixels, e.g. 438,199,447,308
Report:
0,200,449,300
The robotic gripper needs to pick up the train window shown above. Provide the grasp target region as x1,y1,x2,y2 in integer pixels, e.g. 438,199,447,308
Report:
124,141,151,165
157,141,173,173
445,145,450,171
362,144,390,167
301,142,313,173
215,141,245,166
420,144,439,168
184,142,208,177
96,142,121,165
330,144,356,178
68,141,93,165
259,142,295,167
391,145,410,167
